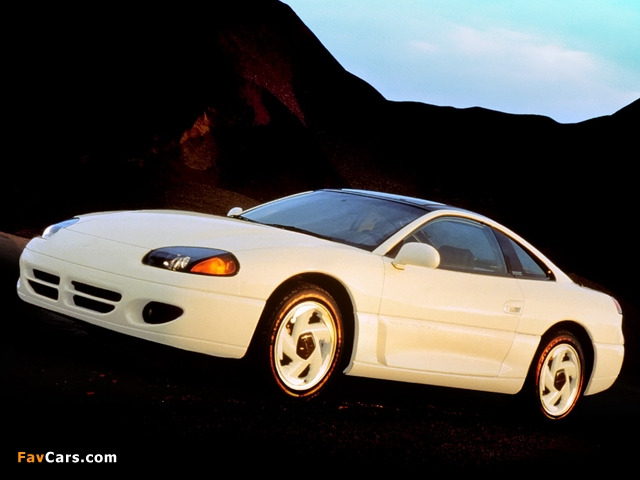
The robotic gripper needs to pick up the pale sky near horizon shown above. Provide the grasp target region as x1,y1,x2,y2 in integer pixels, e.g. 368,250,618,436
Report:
283,0,639,123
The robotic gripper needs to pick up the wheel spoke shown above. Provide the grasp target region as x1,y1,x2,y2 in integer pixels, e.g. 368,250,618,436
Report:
278,330,298,360
542,366,555,390
290,305,317,338
549,352,563,375
558,377,573,401
306,322,333,343
562,362,577,379
543,389,561,407
286,356,311,380
304,345,325,382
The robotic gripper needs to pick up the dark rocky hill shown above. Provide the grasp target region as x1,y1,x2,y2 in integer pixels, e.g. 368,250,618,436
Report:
4,0,638,322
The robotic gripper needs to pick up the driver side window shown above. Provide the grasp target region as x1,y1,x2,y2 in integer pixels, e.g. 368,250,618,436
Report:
404,217,508,276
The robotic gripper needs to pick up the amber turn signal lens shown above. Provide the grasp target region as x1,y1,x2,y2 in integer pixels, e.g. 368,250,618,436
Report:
190,255,237,276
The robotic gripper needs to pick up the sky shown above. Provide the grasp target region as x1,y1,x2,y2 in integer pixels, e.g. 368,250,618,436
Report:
283,0,639,123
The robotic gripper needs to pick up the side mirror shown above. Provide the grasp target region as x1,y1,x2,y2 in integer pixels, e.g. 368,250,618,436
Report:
392,243,440,270
227,207,243,217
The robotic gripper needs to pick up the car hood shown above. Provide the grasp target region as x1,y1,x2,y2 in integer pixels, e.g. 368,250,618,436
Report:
65,210,347,252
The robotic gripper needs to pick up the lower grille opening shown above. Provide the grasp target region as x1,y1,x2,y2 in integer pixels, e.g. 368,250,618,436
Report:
29,281,59,300
73,295,115,313
142,302,184,324
33,269,60,285
72,281,122,302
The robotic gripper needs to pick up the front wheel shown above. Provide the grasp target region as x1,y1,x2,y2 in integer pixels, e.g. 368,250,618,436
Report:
266,284,344,398
534,331,585,419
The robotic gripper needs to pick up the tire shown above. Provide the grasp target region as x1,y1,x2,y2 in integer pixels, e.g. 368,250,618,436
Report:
266,284,343,398
534,331,585,420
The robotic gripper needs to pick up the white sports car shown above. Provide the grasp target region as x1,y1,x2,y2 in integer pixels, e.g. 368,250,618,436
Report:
17,189,624,419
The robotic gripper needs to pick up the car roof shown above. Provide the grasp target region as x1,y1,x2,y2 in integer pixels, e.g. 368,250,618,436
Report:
324,189,465,213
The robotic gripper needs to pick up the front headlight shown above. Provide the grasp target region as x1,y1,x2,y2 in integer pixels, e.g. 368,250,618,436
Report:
42,218,79,239
142,247,239,276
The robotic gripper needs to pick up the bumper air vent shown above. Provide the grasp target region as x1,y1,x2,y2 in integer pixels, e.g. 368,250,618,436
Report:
33,269,60,285
29,269,61,300
29,281,59,300
73,295,116,313
72,282,122,302
71,281,122,314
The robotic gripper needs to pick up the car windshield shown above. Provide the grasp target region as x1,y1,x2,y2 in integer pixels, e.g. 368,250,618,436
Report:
238,190,427,251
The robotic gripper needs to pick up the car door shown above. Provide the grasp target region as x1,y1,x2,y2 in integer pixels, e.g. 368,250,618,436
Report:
377,217,524,377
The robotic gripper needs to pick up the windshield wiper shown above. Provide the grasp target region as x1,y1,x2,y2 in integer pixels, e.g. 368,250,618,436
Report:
233,214,260,224
266,223,335,242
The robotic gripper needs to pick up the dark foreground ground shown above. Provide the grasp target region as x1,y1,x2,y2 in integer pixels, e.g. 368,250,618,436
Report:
3,233,638,470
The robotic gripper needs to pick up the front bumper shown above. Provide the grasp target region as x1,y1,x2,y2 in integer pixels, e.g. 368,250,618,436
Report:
18,245,265,359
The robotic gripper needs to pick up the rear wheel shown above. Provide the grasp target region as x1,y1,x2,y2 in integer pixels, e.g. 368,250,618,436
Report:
534,331,585,419
266,284,343,398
